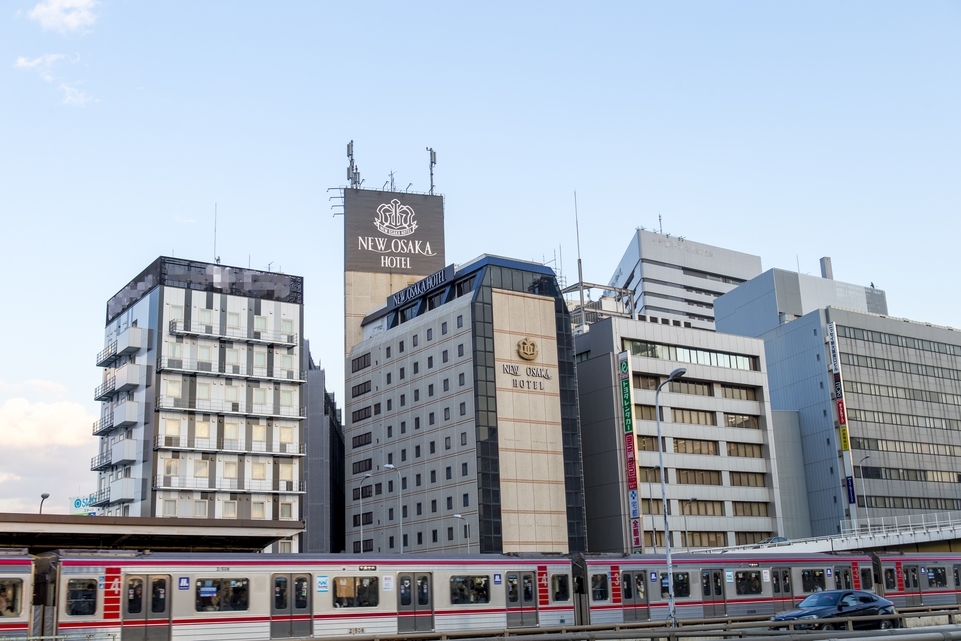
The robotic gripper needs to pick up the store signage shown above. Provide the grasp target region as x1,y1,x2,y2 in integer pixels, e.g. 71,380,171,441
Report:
839,426,850,451
618,352,634,434
630,518,642,548
344,189,445,273
629,489,639,518
845,477,856,504
387,265,455,311
625,432,637,490
517,338,538,361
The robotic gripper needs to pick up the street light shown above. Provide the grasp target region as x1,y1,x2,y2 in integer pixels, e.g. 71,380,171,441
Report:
859,455,871,531
384,464,403,553
683,498,697,552
39,493,50,514
359,473,371,554
656,366,686,627
645,468,656,551
453,514,470,554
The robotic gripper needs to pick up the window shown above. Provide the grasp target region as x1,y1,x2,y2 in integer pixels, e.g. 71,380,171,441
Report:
462,462,468,476
417,532,423,545
387,425,393,438
457,315,463,328
351,353,371,373
252,424,266,443
279,462,294,481
442,322,448,335
387,399,392,411
458,373,465,386
225,386,239,403
671,408,716,425
429,412,435,425
414,389,419,402
442,350,449,363
459,402,466,416
170,305,184,322
447,527,454,541
400,394,406,407
254,351,267,368
227,312,240,328
65,579,98,616
352,406,372,423
445,437,451,450
253,388,267,404
669,380,713,396
352,459,372,474
194,460,209,477
163,500,177,516
278,540,292,553
414,362,419,374
165,418,181,438
279,426,293,443
254,315,267,331
351,381,372,398
673,439,718,455
735,571,762,595
444,408,450,421
280,502,293,519
730,471,766,487
660,572,691,598
167,379,182,398
226,348,239,365
416,503,422,515
801,570,826,593
446,496,453,509
280,390,293,407
590,574,609,601
401,449,407,462
352,432,372,448
429,441,436,454
412,334,419,347
223,501,237,519
428,356,434,369
427,328,433,340
430,470,436,483
252,462,266,480
733,501,769,516
224,461,237,478
400,367,406,380
193,500,207,517
552,575,570,602
386,372,392,384
446,466,452,480
728,442,762,458
432,530,438,543
252,502,265,519
195,420,210,438
721,384,756,400
164,458,179,476
374,403,381,415
444,379,450,392
282,318,294,335
428,384,434,397
676,469,721,485
416,474,422,487
400,421,406,433
195,578,249,611
725,413,760,429
415,445,421,458
463,493,469,507
461,432,467,445
168,342,183,359
399,340,405,354
450,576,489,604
225,422,239,440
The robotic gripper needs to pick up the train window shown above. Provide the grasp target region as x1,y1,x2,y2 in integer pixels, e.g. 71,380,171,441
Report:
507,575,518,603
905,567,919,589
399,576,412,606
955,566,960,587
0,579,23,616
735,571,762,595
884,568,897,590
551,575,570,602
450,576,490,604
333,577,379,608
772,572,780,594
417,576,429,606
800,570,826,593
590,574,609,601
927,567,947,588
860,568,873,590
660,573,691,598
275,577,288,609
127,577,144,613
195,578,249,611
636,573,646,600
66,579,98,616
623,575,633,600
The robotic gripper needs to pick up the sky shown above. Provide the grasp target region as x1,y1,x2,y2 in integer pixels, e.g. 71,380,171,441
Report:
1,0,958,514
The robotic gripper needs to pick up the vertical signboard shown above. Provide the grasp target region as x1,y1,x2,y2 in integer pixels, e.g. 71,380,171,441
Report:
344,189,446,273
618,351,641,552
828,322,856,505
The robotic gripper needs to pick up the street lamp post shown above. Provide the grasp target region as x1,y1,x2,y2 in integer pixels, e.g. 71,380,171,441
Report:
384,464,403,553
453,514,470,554
859,455,871,532
683,497,697,552
359,473,371,554
645,468,656,551
39,493,50,514
656,367,686,627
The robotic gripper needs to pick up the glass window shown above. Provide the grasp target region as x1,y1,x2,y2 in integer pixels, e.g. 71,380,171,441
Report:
227,312,240,328
66,579,98,616
254,316,267,331
167,379,182,398
801,569,826,593
280,426,293,443
660,573,691,598
195,578,249,611
169,305,183,321
194,460,209,477
223,501,237,518
196,420,210,438
252,462,266,480
333,577,379,608
127,577,144,614
735,571,762,595
198,345,211,362
163,458,179,476
194,500,207,517
551,575,570,602
253,388,267,404
590,574,609,601
0,579,23,616
252,502,265,519
928,567,948,588
449,576,489,604
163,499,177,516
282,319,294,334
165,418,181,438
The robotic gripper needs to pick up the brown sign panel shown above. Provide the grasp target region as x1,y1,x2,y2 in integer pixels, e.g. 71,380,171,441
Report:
344,189,446,273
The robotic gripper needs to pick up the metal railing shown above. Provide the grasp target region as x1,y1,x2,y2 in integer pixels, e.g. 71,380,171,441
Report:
92,411,114,436
841,510,961,536
93,377,116,401
154,434,305,455
156,395,306,418
158,356,303,382
153,476,304,492
95,341,118,366
90,450,111,470
169,320,298,346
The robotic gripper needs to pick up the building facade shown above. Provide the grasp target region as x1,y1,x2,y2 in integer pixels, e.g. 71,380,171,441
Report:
608,230,762,331
344,256,587,554
717,268,961,536
91,257,307,551
575,317,782,552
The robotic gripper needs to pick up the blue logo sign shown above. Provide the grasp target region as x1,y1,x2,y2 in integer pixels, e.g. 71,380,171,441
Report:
178,577,190,590
845,476,856,504
317,576,329,593
494,574,502,585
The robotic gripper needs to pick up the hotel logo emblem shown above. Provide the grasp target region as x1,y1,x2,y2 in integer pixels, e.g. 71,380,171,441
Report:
517,338,538,361
374,199,418,237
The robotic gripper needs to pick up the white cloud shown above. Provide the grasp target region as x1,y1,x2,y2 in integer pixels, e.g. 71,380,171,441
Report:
60,83,97,106
0,472,22,485
0,397,95,449
14,53,65,81
0,378,68,397
28,0,99,34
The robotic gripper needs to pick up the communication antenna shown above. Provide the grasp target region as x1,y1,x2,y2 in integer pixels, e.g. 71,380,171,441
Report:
658,213,663,234
347,140,361,188
214,204,218,263
389,170,396,192
575,191,587,333
427,147,437,195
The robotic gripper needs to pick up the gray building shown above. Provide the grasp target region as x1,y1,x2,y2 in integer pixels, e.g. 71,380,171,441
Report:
344,256,587,554
575,316,783,552
91,257,308,551
608,230,762,331
717,267,961,536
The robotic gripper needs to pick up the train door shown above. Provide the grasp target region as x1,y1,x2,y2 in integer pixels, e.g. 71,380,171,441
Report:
270,574,312,639
771,568,794,612
621,571,650,622
955,566,961,605
700,569,725,617
859,565,874,593
505,571,538,628
835,566,853,590
902,565,922,606
122,575,171,641
397,573,434,632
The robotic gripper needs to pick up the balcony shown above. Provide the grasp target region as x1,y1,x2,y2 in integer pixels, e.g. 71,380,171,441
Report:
94,364,142,401
169,320,298,347
96,327,145,367
157,357,304,383
109,478,137,503
92,400,140,436
153,433,305,456
111,439,137,465
154,476,304,493
90,450,112,471
94,376,116,401
89,488,110,507
156,395,306,419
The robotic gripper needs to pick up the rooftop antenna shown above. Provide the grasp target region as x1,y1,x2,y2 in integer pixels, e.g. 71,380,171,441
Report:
658,213,663,234
214,204,220,264
347,140,361,188
406,183,413,192
575,191,587,333
389,170,395,192
427,147,437,195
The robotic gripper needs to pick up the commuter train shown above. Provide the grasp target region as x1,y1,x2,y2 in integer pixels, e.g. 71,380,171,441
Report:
1,548,959,639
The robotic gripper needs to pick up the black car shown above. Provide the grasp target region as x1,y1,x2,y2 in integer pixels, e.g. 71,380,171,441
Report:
771,590,899,630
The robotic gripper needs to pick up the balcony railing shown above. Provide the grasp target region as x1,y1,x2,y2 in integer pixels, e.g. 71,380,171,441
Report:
153,476,304,493
157,357,303,382
92,411,114,436
169,320,298,347
94,377,116,401
154,434,305,455
89,488,110,507
156,395,306,418
90,450,112,471
96,341,118,367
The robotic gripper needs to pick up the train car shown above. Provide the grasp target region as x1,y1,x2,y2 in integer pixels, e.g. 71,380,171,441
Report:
874,553,961,609
0,549,33,639
30,551,576,640
573,551,875,624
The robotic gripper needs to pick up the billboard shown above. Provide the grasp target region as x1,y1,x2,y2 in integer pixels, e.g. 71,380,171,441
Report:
344,189,445,274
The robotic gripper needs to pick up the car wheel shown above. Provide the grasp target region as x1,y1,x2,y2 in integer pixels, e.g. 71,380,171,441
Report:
880,619,896,630
819,623,835,631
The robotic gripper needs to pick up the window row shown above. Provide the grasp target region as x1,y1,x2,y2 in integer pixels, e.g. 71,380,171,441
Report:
624,339,759,371
164,380,299,406
851,435,961,458
842,351,961,382
837,324,961,357
848,408,961,433
844,379,961,408
159,457,295,481
384,316,465,359
168,306,295,335
159,498,294,520
161,418,297,444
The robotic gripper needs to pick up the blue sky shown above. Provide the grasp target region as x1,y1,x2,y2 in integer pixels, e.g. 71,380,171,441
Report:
1,0,958,513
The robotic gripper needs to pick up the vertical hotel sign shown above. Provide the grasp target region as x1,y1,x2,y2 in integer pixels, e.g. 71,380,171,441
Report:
618,351,642,550
828,322,855,504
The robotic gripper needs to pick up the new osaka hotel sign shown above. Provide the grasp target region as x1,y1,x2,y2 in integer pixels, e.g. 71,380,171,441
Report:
344,189,446,273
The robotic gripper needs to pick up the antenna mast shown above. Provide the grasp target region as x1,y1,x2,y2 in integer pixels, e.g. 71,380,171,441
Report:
427,147,437,195
575,191,587,333
214,204,220,264
348,140,361,188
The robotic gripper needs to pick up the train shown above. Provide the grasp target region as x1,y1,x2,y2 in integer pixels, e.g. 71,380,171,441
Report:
0,548,959,639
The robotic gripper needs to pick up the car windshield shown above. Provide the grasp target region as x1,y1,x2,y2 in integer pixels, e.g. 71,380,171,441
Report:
799,592,841,608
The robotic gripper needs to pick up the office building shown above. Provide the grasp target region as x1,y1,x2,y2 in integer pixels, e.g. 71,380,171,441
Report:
716,267,961,536
575,316,783,552
344,256,587,554
608,230,762,331
91,257,308,551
